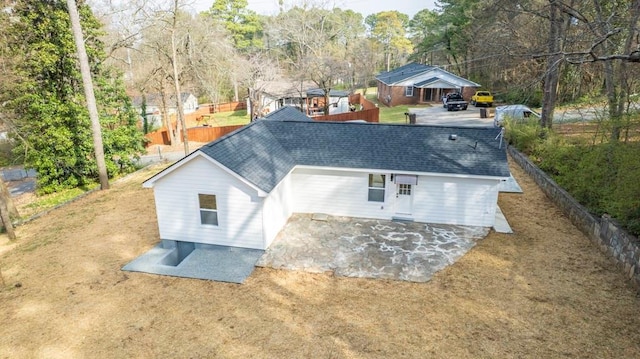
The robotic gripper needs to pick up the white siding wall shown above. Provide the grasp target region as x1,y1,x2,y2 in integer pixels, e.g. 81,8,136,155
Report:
412,176,499,227
262,173,294,248
291,167,500,227
183,95,199,114
328,97,349,115
291,168,394,219
152,156,266,249
261,95,278,114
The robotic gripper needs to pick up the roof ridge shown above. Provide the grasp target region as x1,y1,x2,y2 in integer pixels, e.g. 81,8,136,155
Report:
202,121,262,149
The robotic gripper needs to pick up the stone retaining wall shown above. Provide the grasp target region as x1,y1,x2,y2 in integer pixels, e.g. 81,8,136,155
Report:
508,146,640,288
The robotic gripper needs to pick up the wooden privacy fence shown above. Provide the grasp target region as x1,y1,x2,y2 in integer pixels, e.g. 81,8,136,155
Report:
314,108,379,123
314,93,379,122
206,101,247,114
349,93,378,110
145,130,170,146
145,125,244,146
145,96,378,145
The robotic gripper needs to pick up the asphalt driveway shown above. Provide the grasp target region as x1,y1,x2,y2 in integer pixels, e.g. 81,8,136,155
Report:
408,105,496,127
257,214,490,282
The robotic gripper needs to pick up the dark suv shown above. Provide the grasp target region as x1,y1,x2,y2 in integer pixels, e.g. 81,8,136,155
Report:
443,93,468,111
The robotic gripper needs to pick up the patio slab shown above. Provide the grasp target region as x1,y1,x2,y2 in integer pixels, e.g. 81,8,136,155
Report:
122,242,264,284
257,214,490,282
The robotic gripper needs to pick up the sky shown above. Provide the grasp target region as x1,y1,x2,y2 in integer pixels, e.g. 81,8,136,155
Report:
190,0,437,19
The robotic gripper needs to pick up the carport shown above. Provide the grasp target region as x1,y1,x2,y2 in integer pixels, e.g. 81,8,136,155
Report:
414,77,462,103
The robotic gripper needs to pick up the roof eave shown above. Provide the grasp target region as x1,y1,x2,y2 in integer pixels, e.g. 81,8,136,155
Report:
293,164,508,179
142,151,268,197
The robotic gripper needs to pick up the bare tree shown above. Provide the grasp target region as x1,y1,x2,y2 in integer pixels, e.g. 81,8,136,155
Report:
170,0,189,155
243,53,281,119
266,5,361,115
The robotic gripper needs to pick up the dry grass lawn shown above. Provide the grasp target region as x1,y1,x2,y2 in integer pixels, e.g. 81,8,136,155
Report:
0,159,639,358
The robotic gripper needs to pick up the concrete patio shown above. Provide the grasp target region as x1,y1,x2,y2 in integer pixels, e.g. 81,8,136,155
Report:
257,214,491,282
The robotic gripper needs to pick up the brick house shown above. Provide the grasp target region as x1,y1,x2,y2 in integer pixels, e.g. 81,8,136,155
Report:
376,63,480,107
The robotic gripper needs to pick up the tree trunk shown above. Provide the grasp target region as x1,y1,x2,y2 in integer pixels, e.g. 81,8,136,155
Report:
67,0,109,190
540,0,564,129
0,177,17,240
233,77,239,102
0,180,16,240
324,91,330,116
385,49,391,72
159,87,177,145
0,179,18,219
172,0,189,156
611,0,640,141
0,203,15,241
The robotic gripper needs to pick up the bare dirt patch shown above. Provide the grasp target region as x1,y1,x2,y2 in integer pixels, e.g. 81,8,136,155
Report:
0,160,639,358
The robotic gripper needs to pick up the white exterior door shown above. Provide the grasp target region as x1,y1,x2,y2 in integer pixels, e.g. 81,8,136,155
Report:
395,183,413,215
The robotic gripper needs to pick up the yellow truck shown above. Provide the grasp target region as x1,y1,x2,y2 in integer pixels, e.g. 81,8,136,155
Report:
471,91,494,107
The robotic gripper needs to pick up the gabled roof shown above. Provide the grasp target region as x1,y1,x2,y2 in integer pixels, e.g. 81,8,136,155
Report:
414,77,441,87
262,106,312,122
376,63,434,85
256,80,315,99
376,62,481,88
145,121,510,193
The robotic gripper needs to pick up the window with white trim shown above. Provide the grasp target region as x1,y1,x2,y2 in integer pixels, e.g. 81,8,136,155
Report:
405,86,414,97
198,194,218,226
368,174,386,202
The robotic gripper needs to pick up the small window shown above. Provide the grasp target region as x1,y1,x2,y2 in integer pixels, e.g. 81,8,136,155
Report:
199,194,218,226
398,184,412,195
405,86,414,97
368,174,386,202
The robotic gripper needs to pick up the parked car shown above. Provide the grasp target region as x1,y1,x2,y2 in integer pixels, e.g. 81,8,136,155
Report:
493,104,540,127
444,93,468,111
471,91,494,107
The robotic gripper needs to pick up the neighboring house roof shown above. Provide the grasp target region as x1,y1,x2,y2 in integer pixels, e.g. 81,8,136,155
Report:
305,89,350,98
414,77,441,87
254,81,351,99
256,80,315,99
376,62,481,88
376,63,435,85
145,121,509,193
414,77,460,89
261,106,312,122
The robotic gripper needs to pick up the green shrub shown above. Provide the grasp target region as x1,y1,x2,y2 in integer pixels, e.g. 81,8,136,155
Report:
499,88,543,107
503,119,547,154
505,122,640,237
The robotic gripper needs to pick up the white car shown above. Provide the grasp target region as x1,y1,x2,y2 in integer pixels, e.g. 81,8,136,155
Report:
494,104,540,127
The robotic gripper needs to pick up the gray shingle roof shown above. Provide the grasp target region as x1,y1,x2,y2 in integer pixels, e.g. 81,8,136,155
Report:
413,77,441,87
262,106,312,122
376,62,433,85
198,121,509,193
305,89,350,97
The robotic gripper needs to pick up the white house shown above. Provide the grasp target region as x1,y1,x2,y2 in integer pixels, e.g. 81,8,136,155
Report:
248,80,351,118
132,92,199,127
143,119,510,250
